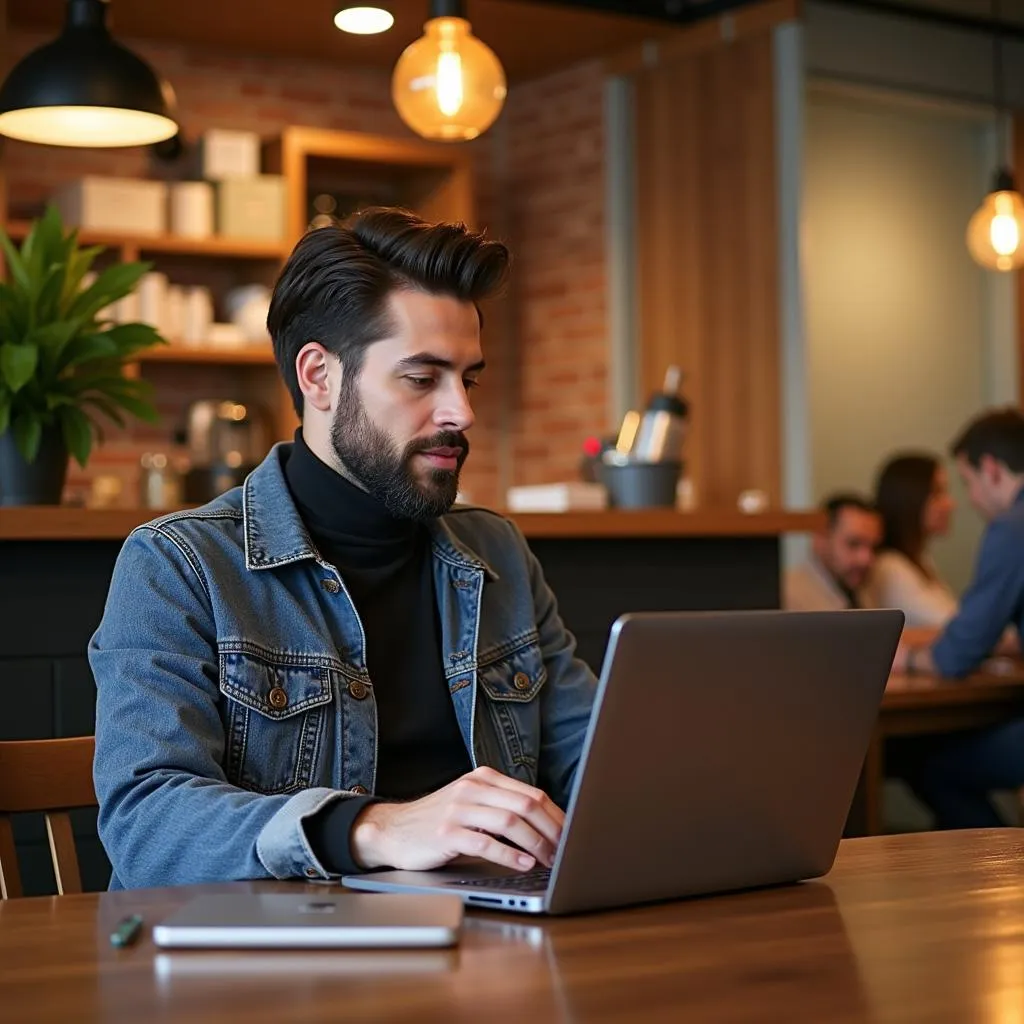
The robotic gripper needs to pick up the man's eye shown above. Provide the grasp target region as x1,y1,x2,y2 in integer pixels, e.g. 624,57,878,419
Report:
464,379,481,390
407,376,434,388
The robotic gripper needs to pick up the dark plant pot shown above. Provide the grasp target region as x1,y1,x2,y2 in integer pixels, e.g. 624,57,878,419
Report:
0,428,69,506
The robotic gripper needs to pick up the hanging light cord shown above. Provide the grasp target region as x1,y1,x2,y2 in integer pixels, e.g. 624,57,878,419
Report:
992,0,1011,174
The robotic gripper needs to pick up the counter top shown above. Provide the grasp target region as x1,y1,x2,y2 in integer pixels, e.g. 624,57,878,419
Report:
0,507,823,541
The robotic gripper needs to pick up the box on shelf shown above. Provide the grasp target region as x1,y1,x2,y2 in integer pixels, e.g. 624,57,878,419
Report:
197,128,261,180
53,176,168,235
169,181,215,238
217,176,286,240
506,482,608,513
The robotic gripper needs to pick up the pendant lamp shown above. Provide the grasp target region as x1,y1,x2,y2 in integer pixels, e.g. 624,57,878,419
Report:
391,0,506,142
966,0,1024,272
0,0,178,148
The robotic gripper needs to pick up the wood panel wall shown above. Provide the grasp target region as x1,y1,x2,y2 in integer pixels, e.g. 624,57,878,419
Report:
1015,113,1024,406
619,0,796,508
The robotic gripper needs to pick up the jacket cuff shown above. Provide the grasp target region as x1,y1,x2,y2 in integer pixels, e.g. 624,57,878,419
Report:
255,787,368,880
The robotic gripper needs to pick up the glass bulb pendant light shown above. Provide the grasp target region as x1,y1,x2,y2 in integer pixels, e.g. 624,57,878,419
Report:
391,0,507,142
966,0,1024,271
0,0,178,148
967,170,1024,271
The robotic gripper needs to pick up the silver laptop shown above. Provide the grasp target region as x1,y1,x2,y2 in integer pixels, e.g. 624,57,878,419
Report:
342,609,904,915
152,893,463,948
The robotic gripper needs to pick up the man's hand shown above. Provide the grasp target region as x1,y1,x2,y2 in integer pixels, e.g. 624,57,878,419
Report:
349,767,564,873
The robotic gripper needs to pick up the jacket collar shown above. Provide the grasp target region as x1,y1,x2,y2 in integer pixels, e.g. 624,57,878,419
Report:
242,442,497,579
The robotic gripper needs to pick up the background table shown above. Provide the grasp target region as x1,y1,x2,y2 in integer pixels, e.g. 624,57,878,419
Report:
847,666,1024,835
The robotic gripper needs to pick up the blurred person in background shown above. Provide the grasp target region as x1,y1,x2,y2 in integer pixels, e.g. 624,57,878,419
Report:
890,408,1024,828
784,494,882,611
864,453,957,628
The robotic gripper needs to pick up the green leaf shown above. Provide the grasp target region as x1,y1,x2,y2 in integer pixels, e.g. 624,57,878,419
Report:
0,228,30,293
32,205,69,270
0,393,9,436
60,332,118,369
82,395,125,429
105,322,165,357
33,264,67,326
0,279,28,335
12,412,42,463
0,343,38,392
58,405,93,468
60,244,104,314
27,321,79,354
89,386,160,424
68,261,152,323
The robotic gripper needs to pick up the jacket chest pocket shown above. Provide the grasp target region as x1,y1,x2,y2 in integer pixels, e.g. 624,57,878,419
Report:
476,641,546,774
219,651,333,795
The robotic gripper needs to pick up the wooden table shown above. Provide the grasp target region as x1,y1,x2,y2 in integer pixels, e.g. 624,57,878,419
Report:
847,664,1024,836
2,830,1024,1022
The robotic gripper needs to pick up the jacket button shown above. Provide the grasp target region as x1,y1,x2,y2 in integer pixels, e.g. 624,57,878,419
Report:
513,672,531,691
321,578,341,594
348,679,369,700
268,686,288,709
350,785,368,795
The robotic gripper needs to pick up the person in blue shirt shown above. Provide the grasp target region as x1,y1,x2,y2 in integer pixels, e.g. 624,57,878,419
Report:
892,407,1024,827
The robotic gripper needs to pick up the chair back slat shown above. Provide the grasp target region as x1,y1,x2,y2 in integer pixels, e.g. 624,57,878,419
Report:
45,813,83,895
0,817,23,899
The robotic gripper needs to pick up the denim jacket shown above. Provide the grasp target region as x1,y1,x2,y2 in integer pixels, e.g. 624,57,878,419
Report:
89,444,597,889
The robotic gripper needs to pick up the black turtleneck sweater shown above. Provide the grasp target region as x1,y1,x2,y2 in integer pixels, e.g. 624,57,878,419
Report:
285,433,472,873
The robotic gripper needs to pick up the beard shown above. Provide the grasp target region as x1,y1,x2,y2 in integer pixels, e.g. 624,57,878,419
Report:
329,383,469,522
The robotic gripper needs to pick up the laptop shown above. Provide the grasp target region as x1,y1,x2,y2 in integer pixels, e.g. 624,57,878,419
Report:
152,893,463,948
342,609,904,915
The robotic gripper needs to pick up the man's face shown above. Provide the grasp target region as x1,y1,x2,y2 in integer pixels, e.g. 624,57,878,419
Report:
955,453,1005,521
329,289,483,521
815,507,882,592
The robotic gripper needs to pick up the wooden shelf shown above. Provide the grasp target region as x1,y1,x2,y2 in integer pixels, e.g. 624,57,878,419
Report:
0,507,824,542
3,220,289,260
136,344,276,366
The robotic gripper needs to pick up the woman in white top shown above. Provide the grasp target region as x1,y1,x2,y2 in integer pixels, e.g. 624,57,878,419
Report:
865,453,958,628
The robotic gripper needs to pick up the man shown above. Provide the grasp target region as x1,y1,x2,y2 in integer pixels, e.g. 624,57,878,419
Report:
783,494,882,611
891,407,1024,827
89,208,597,888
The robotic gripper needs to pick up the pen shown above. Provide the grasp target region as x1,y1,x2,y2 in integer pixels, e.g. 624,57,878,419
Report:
109,914,144,948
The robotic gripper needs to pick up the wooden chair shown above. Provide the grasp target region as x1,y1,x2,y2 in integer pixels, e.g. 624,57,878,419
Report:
0,737,97,899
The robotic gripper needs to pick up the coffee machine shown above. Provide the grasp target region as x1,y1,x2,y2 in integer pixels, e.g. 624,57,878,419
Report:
181,400,269,503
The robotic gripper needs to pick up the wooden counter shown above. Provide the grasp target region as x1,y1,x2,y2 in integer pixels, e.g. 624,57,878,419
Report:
0,506,822,541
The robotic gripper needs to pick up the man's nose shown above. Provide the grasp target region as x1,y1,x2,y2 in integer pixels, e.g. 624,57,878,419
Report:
435,383,475,432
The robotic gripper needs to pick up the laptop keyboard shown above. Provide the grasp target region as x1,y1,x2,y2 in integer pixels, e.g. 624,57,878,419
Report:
451,868,551,892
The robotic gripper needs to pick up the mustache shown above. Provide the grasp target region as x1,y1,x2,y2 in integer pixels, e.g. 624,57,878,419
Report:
406,430,470,459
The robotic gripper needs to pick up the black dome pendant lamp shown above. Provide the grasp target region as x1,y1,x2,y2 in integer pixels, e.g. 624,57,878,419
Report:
0,0,178,148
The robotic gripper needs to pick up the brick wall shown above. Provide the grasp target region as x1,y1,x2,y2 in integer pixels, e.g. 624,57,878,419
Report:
3,32,609,508
503,61,609,489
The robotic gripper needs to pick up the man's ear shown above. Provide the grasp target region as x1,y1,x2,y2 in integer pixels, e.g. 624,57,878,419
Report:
295,342,336,414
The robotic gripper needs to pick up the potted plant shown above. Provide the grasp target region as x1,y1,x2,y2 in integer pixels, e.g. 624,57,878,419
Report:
0,205,165,505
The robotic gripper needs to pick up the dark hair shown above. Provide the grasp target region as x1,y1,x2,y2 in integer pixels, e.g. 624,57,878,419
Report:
950,407,1024,472
267,206,511,415
821,492,877,529
874,453,940,575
